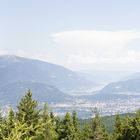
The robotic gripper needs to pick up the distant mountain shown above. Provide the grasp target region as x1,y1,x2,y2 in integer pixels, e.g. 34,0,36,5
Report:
0,81,70,105
0,55,94,90
74,72,140,101
124,72,140,81
99,77,140,95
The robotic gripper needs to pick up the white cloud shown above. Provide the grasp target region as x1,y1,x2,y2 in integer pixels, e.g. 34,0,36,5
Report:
1,30,140,71
0,49,8,55
52,30,140,70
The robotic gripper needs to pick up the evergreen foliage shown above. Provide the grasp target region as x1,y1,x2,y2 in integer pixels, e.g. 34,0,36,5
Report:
0,91,139,140
16,90,39,126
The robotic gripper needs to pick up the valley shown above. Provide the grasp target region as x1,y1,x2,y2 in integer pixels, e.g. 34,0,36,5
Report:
0,55,140,119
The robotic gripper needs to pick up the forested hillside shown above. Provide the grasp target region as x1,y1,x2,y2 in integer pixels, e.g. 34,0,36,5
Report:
0,91,139,140
79,113,136,133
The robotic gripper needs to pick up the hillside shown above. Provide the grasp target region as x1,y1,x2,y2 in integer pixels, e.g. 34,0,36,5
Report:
0,55,94,90
99,78,140,95
0,81,71,105
79,113,135,133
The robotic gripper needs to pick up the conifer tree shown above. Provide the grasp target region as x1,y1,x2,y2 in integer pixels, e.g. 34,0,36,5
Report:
4,108,15,137
112,114,122,140
90,112,108,140
58,112,75,140
72,111,79,131
133,110,140,140
15,90,42,139
2,119,28,140
0,109,17,139
120,115,133,140
81,123,92,140
72,111,80,140
39,103,58,140
16,90,39,126
0,109,3,139
7,108,14,122
120,113,140,140
94,114,108,140
0,109,2,123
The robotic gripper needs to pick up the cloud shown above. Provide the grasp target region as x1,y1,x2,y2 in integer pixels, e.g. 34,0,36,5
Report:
52,30,140,70
1,30,140,71
0,49,8,55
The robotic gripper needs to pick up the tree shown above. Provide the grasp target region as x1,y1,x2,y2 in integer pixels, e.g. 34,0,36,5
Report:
90,111,108,140
72,111,79,131
72,111,80,140
39,103,58,140
112,114,123,140
134,110,140,139
120,115,133,140
0,109,4,139
81,123,92,140
16,90,39,126
15,90,41,139
2,119,29,140
4,108,15,137
58,112,75,140
93,114,108,140
121,112,140,140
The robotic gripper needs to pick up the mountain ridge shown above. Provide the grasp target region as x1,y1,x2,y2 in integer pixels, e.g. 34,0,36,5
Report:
0,55,94,90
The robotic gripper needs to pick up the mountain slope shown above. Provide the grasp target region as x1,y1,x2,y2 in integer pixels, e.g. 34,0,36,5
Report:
0,55,94,90
0,81,70,105
99,78,140,95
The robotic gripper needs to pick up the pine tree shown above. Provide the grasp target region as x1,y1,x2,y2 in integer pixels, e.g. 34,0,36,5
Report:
121,115,133,140
0,111,12,139
58,112,75,140
16,90,39,126
2,119,28,140
130,118,140,140
39,103,58,140
50,112,59,139
0,109,2,123
134,110,140,140
81,123,92,140
15,90,41,139
0,109,4,139
72,111,79,131
7,108,14,122
4,108,15,137
112,114,122,140
121,112,140,140
72,111,80,140
90,112,108,140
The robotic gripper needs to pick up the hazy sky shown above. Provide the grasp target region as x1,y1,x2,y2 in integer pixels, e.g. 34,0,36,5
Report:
1,0,140,71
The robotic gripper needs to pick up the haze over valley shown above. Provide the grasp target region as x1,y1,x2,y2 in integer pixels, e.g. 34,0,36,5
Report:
0,55,139,118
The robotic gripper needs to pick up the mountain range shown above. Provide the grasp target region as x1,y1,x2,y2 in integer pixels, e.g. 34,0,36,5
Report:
0,55,140,105
0,55,93,104
99,77,140,95
82,71,140,101
0,55,93,90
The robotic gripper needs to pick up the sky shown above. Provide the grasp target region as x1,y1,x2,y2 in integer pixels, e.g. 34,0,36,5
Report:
1,0,140,71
